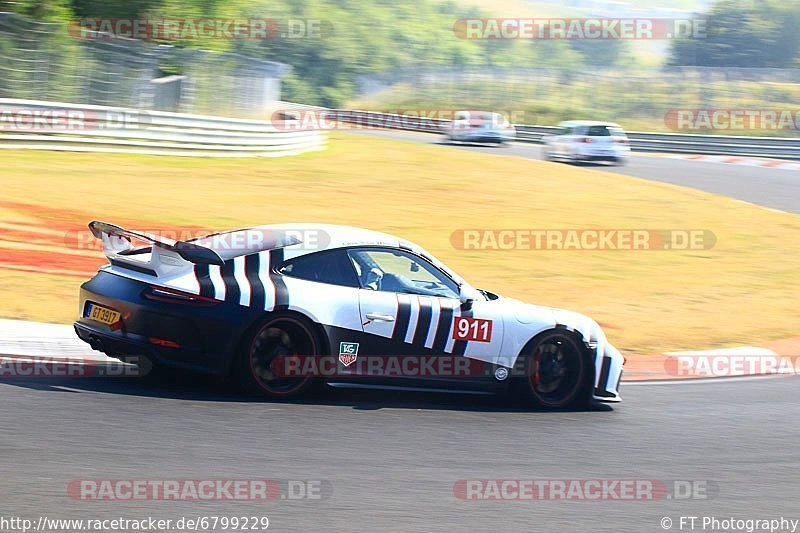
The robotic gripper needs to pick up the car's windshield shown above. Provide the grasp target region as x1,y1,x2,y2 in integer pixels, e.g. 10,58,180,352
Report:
348,248,459,298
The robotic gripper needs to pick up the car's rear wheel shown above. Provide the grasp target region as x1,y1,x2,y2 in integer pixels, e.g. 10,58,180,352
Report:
514,331,591,409
235,314,319,399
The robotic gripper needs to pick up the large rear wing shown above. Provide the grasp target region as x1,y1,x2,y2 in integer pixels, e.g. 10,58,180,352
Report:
89,220,225,266
89,221,303,279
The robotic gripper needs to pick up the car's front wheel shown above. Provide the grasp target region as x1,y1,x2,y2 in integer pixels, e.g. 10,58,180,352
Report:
513,331,591,409
235,314,320,399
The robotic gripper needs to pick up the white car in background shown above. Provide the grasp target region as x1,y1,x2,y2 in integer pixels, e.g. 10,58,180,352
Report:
442,111,516,145
543,121,631,165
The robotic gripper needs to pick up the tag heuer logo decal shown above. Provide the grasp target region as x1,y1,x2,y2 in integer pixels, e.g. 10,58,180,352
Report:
339,342,359,367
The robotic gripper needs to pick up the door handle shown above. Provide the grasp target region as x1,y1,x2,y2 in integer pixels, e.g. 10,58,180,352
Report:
365,313,395,322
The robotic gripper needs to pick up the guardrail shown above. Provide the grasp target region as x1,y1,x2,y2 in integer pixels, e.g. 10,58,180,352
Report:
335,110,800,160
0,99,327,157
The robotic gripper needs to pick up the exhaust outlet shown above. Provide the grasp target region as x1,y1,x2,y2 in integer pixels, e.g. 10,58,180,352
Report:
88,335,104,352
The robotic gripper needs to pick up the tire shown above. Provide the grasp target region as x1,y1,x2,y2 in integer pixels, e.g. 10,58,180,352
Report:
235,313,320,399
513,331,592,409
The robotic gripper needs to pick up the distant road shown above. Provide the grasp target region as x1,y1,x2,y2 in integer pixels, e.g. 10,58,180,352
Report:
352,128,800,214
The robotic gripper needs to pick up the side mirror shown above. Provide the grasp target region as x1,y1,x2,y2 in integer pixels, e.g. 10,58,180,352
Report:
458,285,474,306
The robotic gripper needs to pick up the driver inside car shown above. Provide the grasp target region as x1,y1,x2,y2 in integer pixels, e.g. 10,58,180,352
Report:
364,267,383,291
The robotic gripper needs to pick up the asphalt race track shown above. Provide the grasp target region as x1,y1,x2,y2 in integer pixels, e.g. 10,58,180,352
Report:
352,128,800,214
0,373,798,531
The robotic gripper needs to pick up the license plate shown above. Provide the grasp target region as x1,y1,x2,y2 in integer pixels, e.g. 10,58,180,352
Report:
86,303,121,325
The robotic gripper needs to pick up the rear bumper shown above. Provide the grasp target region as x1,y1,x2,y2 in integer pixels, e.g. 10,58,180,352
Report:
577,146,630,160
75,321,152,358
587,155,627,162
449,131,512,143
74,270,260,375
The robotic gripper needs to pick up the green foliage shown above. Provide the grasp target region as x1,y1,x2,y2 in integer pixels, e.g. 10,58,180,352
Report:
70,0,163,19
11,0,636,106
7,0,796,108
351,69,800,136
669,0,800,67
3,0,73,21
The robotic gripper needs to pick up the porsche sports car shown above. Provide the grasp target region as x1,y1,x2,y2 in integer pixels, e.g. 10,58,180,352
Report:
74,221,624,408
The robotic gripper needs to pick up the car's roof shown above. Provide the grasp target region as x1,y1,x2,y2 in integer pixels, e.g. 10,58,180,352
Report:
194,223,424,260
267,223,418,256
558,120,623,128
265,223,466,283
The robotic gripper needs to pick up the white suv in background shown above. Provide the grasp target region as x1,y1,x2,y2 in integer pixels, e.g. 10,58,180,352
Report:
543,121,631,165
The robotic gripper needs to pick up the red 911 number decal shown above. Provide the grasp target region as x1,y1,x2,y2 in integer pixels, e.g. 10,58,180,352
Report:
452,317,493,343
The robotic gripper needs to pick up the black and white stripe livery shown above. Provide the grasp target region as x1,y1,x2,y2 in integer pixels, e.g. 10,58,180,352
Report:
390,294,461,354
193,250,280,311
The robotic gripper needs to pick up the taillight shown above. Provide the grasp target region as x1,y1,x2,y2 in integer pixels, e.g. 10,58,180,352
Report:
615,137,630,144
581,137,593,143
143,285,219,306
149,337,181,348
109,312,130,332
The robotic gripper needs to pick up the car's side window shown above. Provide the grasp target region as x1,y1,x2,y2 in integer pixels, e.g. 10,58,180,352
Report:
347,248,459,298
278,249,360,288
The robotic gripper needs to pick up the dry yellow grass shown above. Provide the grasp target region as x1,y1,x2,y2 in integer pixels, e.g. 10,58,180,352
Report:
0,131,798,354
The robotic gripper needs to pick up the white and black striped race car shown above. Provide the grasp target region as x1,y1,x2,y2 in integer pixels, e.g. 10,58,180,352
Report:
74,221,624,408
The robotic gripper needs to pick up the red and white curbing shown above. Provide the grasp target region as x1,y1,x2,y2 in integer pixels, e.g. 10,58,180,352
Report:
663,154,800,170
624,341,800,381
